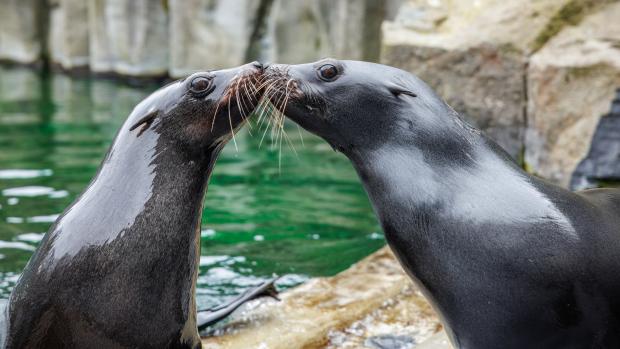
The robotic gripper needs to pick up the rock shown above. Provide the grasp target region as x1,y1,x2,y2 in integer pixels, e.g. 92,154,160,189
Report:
0,0,44,64
415,331,452,349
525,1,620,186
263,0,392,64
263,0,327,64
88,0,168,77
381,0,572,160
200,246,441,349
48,0,90,70
364,334,416,349
325,283,440,348
570,89,620,190
168,0,264,78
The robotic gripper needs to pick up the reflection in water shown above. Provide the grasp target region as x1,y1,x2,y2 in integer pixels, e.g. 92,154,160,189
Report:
0,66,383,309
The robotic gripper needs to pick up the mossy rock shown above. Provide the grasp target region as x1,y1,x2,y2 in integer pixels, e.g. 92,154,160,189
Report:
531,0,613,53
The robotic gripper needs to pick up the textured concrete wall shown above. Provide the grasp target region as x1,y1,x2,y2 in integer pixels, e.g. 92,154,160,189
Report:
0,0,44,64
0,0,395,76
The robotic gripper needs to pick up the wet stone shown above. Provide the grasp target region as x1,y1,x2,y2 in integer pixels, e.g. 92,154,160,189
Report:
364,334,416,349
571,88,620,190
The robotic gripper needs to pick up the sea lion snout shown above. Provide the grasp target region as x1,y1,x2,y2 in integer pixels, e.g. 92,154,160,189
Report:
262,60,406,153
125,64,265,150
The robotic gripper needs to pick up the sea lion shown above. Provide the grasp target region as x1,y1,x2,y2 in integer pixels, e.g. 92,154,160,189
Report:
262,59,620,348
1,62,264,349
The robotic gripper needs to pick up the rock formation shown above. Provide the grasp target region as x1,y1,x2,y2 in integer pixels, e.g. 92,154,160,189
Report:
0,0,44,65
571,89,620,190
381,0,620,186
526,1,620,185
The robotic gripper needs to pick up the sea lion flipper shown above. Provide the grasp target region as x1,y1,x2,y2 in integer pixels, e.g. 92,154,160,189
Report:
197,276,280,331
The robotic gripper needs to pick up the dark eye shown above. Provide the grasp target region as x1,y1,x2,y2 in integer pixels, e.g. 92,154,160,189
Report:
189,76,213,96
317,64,339,81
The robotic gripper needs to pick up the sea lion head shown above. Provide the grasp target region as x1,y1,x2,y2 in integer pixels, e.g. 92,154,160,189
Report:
126,61,264,153
262,59,456,155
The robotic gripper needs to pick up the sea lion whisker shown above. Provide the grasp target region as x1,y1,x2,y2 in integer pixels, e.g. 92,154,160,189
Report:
254,99,269,129
226,89,238,152
276,82,297,155
240,78,257,121
247,75,263,95
271,78,293,131
258,108,275,148
254,87,277,128
211,98,224,132
256,82,282,129
296,124,305,147
233,78,248,119
272,93,289,153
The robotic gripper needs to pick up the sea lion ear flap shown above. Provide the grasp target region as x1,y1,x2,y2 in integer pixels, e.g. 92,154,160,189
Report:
387,83,417,98
129,110,159,137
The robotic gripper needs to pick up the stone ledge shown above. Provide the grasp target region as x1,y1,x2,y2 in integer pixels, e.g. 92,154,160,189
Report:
201,246,446,349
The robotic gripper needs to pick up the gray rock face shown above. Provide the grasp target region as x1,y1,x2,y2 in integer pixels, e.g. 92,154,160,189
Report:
168,0,263,78
380,0,572,160
383,0,620,184
525,1,620,186
88,0,168,77
2,0,396,75
383,43,526,159
264,0,392,64
48,0,89,70
0,0,43,64
570,89,620,190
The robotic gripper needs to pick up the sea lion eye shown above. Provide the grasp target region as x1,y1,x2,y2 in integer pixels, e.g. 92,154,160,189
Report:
317,64,339,82
189,76,213,96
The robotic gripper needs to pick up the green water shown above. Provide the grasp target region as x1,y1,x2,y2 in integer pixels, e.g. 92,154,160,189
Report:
0,66,383,309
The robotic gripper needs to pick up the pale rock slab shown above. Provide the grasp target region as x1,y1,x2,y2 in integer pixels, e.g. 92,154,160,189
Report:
525,1,620,186
0,0,43,64
264,0,391,64
201,246,441,349
168,0,263,78
48,0,89,70
88,0,168,77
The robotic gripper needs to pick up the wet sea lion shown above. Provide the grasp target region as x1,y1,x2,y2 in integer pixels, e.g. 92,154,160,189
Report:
263,59,620,348
1,62,264,349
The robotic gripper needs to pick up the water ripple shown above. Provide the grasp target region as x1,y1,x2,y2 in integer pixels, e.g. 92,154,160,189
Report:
0,169,53,179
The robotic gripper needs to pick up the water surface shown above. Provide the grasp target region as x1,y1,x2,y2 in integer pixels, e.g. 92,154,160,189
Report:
0,67,383,309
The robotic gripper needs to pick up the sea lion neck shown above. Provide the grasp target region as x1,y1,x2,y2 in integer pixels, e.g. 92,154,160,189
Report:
347,127,572,236
42,125,217,264
4,64,263,349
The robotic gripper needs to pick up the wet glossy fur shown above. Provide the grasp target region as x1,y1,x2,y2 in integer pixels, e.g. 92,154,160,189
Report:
264,60,620,349
1,64,262,349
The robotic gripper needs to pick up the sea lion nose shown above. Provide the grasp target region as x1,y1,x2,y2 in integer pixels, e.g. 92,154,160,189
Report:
251,61,264,71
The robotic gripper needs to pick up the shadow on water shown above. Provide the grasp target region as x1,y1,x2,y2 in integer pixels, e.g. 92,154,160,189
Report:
0,66,383,308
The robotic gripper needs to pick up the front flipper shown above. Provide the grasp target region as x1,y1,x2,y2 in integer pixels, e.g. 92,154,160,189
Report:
197,276,280,331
